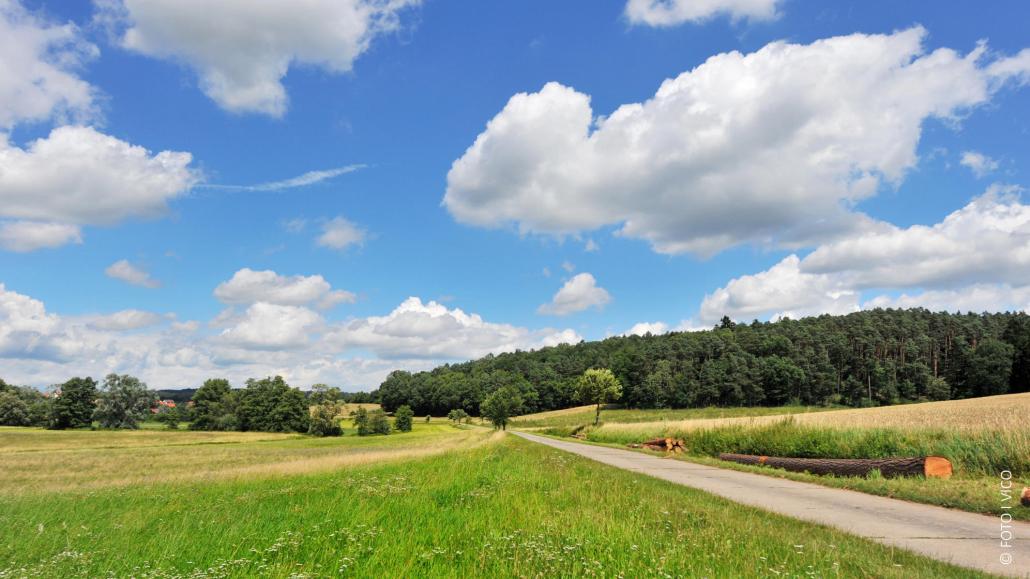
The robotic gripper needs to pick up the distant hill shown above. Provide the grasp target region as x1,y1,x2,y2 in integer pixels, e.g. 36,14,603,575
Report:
155,389,196,404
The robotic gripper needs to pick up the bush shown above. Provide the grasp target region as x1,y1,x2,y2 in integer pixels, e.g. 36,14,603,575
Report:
156,410,180,430
216,413,240,431
394,405,414,432
309,402,343,437
447,409,469,424
352,407,371,435
370,409,391,435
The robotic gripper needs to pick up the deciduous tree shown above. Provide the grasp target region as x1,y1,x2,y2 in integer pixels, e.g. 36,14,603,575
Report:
480,386,524,430
576,368,622,426
394,404,414,432
48,377,98,429
94,374,158,429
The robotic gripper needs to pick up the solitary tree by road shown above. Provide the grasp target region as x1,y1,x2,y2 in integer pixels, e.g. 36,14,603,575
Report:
577,368,622,426
480,386,523,430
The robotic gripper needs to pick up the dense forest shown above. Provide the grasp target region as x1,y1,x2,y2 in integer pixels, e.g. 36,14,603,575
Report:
377,309,1030,416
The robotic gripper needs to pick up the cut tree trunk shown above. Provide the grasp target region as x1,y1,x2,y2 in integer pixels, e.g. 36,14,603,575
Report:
718,453,952,479
1021,487,1030,507
639,438,685,453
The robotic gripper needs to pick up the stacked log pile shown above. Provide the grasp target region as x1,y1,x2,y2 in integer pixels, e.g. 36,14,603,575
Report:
627,438,686,453
718,453,953,479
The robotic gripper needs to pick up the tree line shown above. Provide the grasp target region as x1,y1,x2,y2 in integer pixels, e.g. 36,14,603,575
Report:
0,374,159,430
376,309,1030,416
0,374,409,437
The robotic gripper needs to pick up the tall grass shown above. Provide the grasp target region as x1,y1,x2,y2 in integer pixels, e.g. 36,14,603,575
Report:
582,417,1030,477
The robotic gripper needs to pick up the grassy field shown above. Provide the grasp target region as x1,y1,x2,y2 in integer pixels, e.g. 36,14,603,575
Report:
511,403,834,429
532,393,1030,520
0,426,984,578
0,424,484,495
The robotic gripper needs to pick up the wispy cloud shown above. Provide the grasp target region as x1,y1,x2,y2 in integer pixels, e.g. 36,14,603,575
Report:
200,164,366,192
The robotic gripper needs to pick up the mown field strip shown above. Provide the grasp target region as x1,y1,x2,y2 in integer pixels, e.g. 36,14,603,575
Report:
0,424,488,495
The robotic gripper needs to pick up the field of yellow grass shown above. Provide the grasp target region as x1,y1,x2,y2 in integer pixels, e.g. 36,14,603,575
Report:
337,402,381,415
0,423,489,495
593,392,1030,438
512,403,831,429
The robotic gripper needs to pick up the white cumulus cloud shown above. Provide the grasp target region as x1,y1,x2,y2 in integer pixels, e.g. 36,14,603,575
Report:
445,29,1030,257
96,0,420,116
219,302,324,349
624,321,670,336
801,186,1030,289
700,187,1030,322
0,282,66,360
538,273,612,316
0,0,97,128
0,282,583,388
625,0,780,27
0,221,82,252
0,126,198,251
214,268,355,309
328,297,582,359
699,255,859,324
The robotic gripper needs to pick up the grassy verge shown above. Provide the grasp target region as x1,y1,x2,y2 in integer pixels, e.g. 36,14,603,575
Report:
547,419,1029,520
0,434,983,577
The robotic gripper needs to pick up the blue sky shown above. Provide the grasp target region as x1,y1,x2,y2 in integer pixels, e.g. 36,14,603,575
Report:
1,0,1029,389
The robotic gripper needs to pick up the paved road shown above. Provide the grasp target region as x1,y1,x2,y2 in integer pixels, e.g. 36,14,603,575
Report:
514,431,1030,578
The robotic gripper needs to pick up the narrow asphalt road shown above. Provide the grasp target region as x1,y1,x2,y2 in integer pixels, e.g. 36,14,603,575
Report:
513,431,1029,578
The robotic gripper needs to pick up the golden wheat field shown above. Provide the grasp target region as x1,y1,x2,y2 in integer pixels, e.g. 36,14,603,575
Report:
593,392,1030,437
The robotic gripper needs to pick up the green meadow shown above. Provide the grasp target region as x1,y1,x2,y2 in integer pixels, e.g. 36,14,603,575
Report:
0,423,987,578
